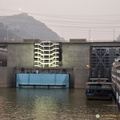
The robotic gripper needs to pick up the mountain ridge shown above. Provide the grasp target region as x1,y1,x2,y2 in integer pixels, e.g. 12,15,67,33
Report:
0,13,63,41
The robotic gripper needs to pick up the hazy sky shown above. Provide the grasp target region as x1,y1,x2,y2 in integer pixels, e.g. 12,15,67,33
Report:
0,0,120,41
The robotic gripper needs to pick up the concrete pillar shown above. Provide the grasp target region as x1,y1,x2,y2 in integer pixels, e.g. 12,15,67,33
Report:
73,66,89,88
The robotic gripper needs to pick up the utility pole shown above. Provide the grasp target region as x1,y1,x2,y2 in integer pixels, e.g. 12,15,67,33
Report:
61,26,63,40
7,27,8,41
113,29,115,41
89,29,91,42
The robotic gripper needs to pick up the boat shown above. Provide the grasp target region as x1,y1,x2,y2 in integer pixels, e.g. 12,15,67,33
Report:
86,78,112,100
111,57,120,105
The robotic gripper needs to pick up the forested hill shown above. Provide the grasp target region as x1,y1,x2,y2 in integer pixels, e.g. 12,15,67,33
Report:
0,13,63,41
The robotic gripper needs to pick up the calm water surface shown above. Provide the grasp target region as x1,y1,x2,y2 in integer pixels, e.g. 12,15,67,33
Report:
0,88,119,120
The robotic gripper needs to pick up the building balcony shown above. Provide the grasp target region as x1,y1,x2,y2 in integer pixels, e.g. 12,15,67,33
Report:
34,44,59,48
34,51,59,55
34,56,59,60
34,47,59,51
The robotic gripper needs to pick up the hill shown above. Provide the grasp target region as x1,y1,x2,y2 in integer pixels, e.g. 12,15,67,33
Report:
0,13,63,41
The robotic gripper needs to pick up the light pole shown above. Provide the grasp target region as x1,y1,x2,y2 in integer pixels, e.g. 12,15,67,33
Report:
113,29,115,41
89,28,91,42
7,28,8,41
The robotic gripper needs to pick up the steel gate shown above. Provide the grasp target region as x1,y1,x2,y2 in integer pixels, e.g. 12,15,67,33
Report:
90,47,120,81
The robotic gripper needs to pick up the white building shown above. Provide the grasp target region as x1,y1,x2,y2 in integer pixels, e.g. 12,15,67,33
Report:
34,41,60,67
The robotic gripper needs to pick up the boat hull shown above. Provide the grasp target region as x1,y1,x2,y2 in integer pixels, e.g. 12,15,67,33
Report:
86,82,112,100
86,95,112,100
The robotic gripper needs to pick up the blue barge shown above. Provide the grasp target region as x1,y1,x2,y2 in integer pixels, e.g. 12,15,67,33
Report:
16,73,69,88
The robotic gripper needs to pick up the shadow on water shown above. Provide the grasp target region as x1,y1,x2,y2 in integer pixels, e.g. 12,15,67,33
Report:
0,88,119,120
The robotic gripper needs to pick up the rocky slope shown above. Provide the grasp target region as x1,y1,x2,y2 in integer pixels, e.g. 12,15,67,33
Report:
0,13,63,41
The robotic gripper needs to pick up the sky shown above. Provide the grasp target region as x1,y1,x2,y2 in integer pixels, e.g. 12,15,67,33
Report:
0,0,120,41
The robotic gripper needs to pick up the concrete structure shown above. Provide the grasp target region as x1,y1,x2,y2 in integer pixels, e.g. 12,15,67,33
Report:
0,41,120,88
0,41,34,87
61,42,90,88
7,43,34,67
61,42,120,88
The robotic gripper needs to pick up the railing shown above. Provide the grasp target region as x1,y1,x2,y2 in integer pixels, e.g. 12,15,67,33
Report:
18,84,66,88
34,51,59,55
34,61,59,64
34,43,59,47
34,47,59,51
34,56,59,60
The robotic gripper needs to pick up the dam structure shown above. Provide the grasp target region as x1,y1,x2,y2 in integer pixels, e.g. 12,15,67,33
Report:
0,40,120,88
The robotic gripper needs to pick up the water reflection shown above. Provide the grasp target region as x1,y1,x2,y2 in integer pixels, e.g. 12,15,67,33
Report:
0,88,119,120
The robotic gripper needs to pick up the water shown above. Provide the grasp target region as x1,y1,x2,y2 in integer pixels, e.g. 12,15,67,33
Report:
0,88,119,120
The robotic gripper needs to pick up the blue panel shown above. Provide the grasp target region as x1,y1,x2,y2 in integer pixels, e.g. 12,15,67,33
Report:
16,74,29,87
29,74,55,85
40,74,55,85
16,73,69,88
56,74,69,88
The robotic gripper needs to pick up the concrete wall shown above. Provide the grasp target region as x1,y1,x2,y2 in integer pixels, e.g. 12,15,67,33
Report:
7,43,34,67
0,43,34,87
0,67,8,87
62,43,90,67
7,67,15,87
0,67,14,87
62,43,90,88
